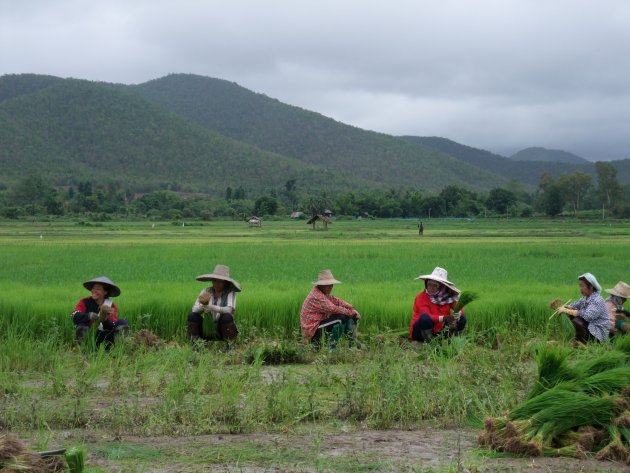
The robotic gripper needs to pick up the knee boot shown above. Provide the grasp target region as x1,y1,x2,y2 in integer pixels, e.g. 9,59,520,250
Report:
219,321,238,341
188,320,202,342
420,329,434,343
75,325,89,344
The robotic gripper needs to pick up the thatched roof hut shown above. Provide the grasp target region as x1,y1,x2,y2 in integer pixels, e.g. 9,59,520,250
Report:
306,214,331,230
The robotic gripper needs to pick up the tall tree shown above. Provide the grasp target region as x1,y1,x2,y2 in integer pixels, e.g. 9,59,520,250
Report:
595,162,622,208
558,171,592,215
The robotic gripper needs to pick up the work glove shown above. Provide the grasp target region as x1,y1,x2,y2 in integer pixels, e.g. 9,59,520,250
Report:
443,315,455,325
451,310,462,321
88,312,99,321
558,306,578,317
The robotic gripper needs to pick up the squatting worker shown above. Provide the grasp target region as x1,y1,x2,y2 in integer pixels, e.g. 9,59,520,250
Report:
604,281,630,335
71,276,128,349
410,266,466,342
300,269,361,347
556,272,609,344
187,264,240,342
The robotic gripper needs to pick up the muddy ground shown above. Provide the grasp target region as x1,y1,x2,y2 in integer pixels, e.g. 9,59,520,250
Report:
47,428,628,472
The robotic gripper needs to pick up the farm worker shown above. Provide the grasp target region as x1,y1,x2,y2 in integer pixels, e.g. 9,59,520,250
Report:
410,266,466,342
187,264,240,342
556,273,609,344
300,269,361,347
71,276,128,349
604,281,630,335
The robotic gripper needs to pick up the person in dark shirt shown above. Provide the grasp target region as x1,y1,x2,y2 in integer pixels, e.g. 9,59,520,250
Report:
71,276,127,349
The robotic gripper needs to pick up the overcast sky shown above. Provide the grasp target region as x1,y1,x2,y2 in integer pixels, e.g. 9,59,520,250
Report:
1,0,629,161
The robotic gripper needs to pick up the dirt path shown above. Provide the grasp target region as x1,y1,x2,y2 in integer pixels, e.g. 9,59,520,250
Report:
63,428,628,472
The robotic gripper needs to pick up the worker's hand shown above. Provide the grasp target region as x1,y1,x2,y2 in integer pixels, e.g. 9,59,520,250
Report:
99,304,112,316
443,315,455,325
198,292,211,305
556,306,567,314
352,309,361,320
88,312,99,321
452,310,462,321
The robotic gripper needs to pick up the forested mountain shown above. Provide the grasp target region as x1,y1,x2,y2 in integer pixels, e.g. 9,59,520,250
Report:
0,77,375,194
399,136,630,187
2,73,627,199
130,74,507,191
510,147,589,164
400,136,586,186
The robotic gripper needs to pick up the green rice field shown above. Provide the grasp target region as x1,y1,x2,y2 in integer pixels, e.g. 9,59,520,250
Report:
2,218,630,472
1,218,629,341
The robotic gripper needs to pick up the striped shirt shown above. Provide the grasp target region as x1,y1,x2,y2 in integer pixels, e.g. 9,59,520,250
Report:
571,292,609,342
192,289,237,322
300,287,356,340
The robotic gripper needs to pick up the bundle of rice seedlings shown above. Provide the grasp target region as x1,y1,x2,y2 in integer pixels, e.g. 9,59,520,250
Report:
64,446,85,473
527,345,577,399
453,291,477,312
578,351,628,377
575,367,630,396
595,424,630,464
613,333,630,355
0,433,25,460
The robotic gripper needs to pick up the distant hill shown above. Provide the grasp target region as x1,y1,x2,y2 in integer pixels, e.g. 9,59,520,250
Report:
130,74,507,191
2,73,628,197
510,147,589,164
398,136,591,186
0,77,373,194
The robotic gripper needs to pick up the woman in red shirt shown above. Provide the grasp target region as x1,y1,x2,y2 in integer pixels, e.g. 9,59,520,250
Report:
410,267,465,342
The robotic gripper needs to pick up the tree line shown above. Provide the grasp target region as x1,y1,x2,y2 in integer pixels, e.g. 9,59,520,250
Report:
1,163,628,220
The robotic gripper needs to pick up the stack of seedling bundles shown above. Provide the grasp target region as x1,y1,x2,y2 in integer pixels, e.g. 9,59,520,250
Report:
479,336,630,464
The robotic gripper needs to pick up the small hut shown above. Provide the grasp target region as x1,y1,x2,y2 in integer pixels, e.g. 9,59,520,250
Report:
290,211,304,219
307,214,331,231
247,216,262,227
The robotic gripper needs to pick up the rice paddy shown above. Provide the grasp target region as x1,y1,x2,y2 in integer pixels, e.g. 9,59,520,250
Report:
1,217,630,472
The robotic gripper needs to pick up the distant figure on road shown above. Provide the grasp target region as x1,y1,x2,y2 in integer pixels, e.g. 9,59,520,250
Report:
418,221,424,236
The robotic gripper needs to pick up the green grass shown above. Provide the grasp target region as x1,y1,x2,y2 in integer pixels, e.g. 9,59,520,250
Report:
1,218,629,341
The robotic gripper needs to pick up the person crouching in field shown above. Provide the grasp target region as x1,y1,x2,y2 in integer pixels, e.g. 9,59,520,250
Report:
71,276,128,349
556,273,609,344
410,266,466,342
604,281,630,336
187,264,240,343
300,269,361,348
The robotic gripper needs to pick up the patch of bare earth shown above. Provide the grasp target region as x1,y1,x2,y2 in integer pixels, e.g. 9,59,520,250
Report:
57,428,629,472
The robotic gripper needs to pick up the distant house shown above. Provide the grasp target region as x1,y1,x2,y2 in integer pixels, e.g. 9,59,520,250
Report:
246,216,262,227
323,209,333,218
290,211,304,219
306,214,331,230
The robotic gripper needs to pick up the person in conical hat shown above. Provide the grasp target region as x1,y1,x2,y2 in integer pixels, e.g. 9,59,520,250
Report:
556,272,609,344
187,264,241,343
300,269,361,347
71,276,128,349
409,266,466,343
604,281,630,335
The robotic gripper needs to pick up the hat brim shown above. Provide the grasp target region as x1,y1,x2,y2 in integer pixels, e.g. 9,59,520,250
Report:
196,274,241,292
415,275,461,294
83,281,121,297
606,288,629,299
313,278,342,285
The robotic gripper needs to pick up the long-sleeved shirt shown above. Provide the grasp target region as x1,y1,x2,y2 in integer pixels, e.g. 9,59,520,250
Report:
410,291,463,335
300,287,356,340
570,292,609,342
191,288,237,322
71,297,119,329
